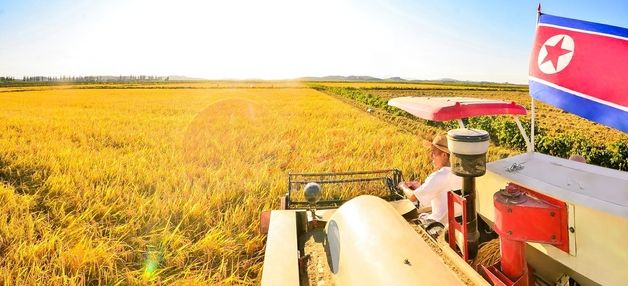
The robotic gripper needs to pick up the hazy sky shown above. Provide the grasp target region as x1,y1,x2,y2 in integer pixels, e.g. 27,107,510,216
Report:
1,0,627,83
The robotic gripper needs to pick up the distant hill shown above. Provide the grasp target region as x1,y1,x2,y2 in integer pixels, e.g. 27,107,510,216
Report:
433,77,459,82
297,75,386,81
385,77,408,82
296,75,522,85
166,75,207,81
298,75,458,83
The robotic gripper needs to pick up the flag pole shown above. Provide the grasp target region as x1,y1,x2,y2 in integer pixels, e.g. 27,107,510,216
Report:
530,4,541,154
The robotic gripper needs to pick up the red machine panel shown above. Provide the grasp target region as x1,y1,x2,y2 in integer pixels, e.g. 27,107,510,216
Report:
493,183,569,252
483,183,570,286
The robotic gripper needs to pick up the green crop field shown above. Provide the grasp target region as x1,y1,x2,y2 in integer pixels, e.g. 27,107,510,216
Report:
312,82,627,170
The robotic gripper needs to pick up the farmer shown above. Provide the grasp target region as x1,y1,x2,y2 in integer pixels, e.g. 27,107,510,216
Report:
398,134,462,224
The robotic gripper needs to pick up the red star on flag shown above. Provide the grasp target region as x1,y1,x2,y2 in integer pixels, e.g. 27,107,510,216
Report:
541,36,572,70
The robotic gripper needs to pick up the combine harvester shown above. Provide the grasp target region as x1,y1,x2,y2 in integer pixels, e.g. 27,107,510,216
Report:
260,8,627,286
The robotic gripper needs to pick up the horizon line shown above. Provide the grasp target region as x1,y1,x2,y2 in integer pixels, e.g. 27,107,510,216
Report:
0,74,528,85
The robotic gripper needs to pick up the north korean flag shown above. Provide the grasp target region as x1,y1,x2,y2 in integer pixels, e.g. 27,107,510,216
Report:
529,13,628,133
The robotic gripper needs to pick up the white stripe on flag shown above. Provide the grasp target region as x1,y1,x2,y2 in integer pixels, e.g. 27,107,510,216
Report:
538,23,628,41
528,76,628,112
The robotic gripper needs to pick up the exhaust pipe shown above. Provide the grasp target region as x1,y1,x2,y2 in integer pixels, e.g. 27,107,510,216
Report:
462,177,479,258
447,128,490,260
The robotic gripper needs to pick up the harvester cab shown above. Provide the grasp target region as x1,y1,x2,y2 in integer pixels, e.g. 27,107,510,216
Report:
259,95,628,286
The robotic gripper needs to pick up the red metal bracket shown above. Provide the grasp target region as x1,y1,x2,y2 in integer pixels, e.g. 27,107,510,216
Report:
481,263,529,286
482,183,569,286
494,184,569,252
448,191,469,261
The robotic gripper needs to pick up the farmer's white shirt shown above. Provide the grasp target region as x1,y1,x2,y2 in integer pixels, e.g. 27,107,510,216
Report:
413,166,462,224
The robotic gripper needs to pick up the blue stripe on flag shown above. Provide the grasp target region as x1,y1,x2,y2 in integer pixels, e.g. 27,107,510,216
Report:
529,80,628,133
540,14,628,39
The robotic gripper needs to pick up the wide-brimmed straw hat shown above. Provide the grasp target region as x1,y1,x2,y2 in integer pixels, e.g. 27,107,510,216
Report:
423,134,450,154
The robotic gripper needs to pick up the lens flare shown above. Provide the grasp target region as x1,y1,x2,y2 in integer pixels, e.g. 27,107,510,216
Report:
143,249,163,279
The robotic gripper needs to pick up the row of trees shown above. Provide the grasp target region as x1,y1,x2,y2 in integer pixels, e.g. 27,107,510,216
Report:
18,75,169,82
0,77,16,82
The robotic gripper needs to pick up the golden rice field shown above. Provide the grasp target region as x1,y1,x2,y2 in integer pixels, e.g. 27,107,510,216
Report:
0,84,502,285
